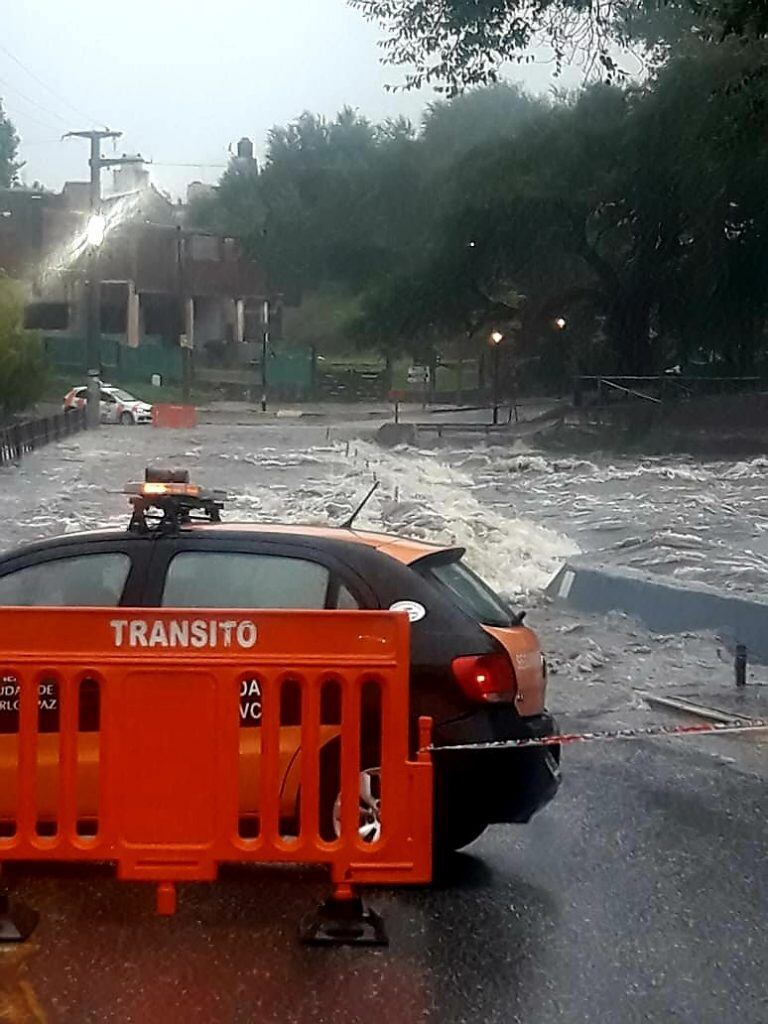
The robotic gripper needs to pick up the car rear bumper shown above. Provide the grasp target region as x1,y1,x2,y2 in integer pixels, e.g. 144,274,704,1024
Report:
431,707,561,824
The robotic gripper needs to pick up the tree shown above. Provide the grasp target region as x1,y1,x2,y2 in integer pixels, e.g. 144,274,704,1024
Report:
0,100,21,188
348,0,768,94
195,43,768,382
0,280,47,419
282,284,363,355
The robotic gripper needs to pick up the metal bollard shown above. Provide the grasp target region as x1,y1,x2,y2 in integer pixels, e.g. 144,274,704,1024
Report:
735,644,748,688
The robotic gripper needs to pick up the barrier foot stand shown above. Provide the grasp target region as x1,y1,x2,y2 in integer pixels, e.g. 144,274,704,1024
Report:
300,884,388,947
0,889,38,943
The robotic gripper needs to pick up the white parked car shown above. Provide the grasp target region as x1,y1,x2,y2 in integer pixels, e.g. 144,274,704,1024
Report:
63,384,153,425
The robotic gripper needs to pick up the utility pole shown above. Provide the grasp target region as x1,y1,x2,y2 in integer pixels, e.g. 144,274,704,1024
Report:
261,299,270,413
176,226,193,403
65,129,144,427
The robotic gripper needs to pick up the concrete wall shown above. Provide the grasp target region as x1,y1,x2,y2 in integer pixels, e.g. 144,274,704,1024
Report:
547,561,768,663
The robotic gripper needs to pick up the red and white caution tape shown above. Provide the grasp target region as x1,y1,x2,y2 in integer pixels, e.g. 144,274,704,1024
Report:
426,718,768,754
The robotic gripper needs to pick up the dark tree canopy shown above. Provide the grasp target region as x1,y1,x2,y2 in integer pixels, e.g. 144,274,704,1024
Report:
0,280,46,419
196,30,768,382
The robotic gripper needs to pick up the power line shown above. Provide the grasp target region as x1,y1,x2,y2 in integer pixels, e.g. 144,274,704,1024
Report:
0,73,68,130
0,96,62,135
0,42,106,128
12,137,61,147
152,161,228,169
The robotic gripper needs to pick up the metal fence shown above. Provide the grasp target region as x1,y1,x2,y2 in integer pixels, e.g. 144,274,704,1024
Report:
574,375,765,407
0,407,87,467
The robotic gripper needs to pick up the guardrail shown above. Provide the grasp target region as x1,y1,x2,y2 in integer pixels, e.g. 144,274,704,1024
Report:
0,407,87,466
574,375,764,407
0,607,433,946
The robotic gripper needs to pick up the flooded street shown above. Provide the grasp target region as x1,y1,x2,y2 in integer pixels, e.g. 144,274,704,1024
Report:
2,419,766,726
437,445,768,598
4,422,768,599
1,421,767,1024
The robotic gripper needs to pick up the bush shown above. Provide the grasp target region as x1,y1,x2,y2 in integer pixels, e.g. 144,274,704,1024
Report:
0,279,47,419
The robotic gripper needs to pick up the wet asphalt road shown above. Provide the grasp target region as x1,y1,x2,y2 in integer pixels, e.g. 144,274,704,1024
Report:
4,735,766,1024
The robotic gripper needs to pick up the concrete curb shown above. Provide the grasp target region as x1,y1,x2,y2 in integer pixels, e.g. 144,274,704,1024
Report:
547,561,768,664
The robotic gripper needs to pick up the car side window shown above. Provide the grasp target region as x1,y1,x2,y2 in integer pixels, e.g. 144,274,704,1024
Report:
162,552,333,609
0,553,131,606
100,391,116,403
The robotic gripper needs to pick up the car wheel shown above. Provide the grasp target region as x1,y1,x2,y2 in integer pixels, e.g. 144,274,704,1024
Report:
120,411,135,425
318,741,382,844
433,814,487,854
432,763,488,859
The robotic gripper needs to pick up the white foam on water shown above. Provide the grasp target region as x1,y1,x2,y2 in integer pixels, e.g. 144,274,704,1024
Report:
345,441,579,596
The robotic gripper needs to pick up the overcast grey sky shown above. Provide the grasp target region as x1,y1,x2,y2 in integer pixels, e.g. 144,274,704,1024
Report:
2,0,581,198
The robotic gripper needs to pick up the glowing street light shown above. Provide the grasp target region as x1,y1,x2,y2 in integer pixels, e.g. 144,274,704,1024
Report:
490,330,504,345
554,316,567,331
86,213,106,248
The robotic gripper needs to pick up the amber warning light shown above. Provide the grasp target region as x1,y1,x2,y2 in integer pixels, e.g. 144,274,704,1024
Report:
125,481,201,498
124,468,227,533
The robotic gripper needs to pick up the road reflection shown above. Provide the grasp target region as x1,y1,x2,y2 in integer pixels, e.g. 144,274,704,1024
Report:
7,853,557,1024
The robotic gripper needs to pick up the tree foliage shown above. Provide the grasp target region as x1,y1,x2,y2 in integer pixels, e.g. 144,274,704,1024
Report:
0,280,47,419
348,0,768,94
198,39,768,380
0,100,21,188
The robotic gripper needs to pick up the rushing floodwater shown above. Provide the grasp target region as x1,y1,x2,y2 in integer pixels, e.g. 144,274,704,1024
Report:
1,426,767,601
436,444,768,597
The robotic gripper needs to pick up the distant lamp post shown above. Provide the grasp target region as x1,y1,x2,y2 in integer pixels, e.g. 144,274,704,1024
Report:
490,330,504,425
261,299,270,413
553,316,581,405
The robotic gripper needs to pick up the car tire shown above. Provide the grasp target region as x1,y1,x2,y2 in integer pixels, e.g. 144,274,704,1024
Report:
120,411,135,425
318,740,382,845
433,813,487,855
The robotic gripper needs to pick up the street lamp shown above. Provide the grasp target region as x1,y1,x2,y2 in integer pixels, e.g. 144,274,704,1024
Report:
86,214,106,248
490,330,504,425
553,315,581,405
261,299,270,413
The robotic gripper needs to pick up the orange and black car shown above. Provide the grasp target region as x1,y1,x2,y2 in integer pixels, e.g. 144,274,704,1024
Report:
0,472,560,860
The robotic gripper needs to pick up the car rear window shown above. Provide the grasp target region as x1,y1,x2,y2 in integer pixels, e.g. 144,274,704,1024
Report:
162,552,332,609
424,560,511,628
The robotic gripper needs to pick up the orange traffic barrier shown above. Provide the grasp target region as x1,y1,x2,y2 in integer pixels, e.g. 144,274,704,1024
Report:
151,404,197,428
0,608,432,945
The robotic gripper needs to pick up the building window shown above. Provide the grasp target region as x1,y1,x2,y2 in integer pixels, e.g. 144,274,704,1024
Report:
24,302,70,331
189,235,221,262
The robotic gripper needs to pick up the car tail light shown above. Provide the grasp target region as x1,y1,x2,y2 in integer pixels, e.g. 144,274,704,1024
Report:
451,653,517,703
